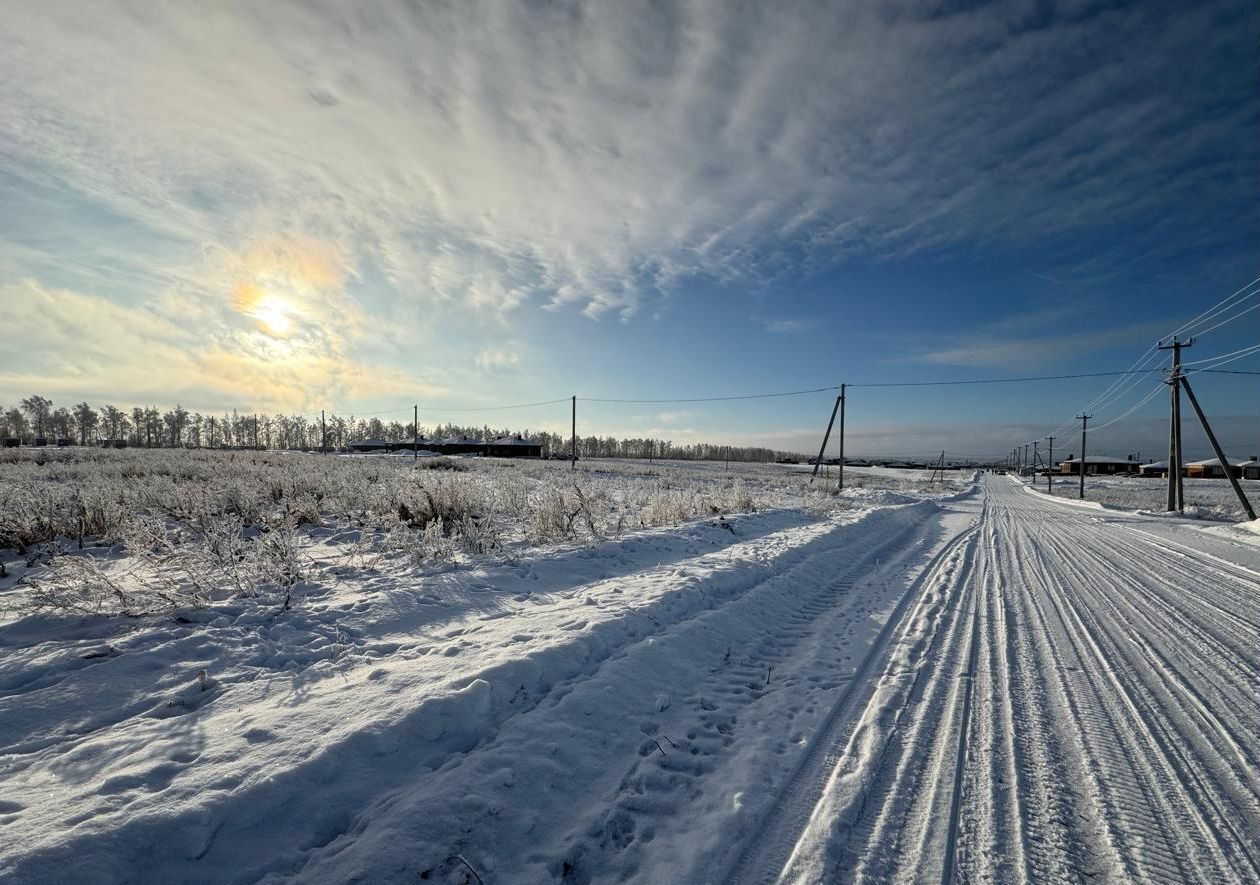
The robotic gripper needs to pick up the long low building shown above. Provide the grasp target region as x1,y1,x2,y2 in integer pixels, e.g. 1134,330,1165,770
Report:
1058,455,1140,476
345,435,543,458
485,436,543,458
1186,456,1260,479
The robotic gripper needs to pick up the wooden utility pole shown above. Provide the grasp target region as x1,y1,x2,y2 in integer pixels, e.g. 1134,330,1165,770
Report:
1045,435,1055,494
1159,337,1191,512
811,391,842,483
1032,440,1039,483
321,410,327,455
570,395,577,471
413,404,419,464
1076,414,1091,499
838,384,846,492
1179,374,1256,520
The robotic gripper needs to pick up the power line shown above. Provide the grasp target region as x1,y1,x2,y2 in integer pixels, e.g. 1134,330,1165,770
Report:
1088,383,1166,432
1187,298,1260,340
848,369,1161,389
580,386,839,403
1016,274,1260,449
1180,342,1260,367
1184,345,1260,374
424,398,571,412
1170,275,1260,339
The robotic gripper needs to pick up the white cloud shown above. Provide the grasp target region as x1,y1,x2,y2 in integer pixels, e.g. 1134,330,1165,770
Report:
2,0,1251,328
909,319,1172,370
761,318,817,335
474,347,521,375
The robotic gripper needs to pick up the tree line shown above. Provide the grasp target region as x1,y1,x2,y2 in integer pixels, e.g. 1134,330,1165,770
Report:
0,395,797,463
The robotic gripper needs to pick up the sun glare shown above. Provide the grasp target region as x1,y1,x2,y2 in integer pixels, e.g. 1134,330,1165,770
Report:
251,296,292,336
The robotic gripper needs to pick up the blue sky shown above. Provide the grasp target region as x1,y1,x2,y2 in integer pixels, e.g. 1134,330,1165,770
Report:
1,0,1257,458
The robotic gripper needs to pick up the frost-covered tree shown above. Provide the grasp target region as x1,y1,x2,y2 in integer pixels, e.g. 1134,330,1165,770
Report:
101,405,127,442
163,404,189,447
130,407,145,446
50,407,73,442
1,407,28,442
20,395,52,438
72,402,98,445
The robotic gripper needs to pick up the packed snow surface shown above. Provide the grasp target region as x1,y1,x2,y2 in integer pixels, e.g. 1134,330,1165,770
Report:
2,459,1258,884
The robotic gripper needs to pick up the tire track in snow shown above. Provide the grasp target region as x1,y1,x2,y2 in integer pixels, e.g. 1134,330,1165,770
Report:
724,507,982,885
998,481,1260,883
736,477,1260,885
1033,531,1260,880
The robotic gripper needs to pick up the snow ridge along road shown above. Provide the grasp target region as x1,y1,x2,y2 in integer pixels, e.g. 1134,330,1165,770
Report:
767,476,1260,885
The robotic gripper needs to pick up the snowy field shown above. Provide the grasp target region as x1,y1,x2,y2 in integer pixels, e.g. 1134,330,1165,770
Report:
1025,472,1260,521
0,450,973,883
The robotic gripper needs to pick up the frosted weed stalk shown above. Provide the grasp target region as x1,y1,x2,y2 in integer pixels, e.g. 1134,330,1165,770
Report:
3,450,792,616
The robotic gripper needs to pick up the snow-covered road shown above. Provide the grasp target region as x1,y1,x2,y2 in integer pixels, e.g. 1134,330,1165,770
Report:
766,476,1260,884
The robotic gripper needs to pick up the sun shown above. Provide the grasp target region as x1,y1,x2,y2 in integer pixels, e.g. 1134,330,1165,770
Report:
250,295,292,336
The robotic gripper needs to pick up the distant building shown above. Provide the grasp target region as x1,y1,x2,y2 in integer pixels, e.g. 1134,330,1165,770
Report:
1138,460,1171,478
1058,454,1138,476
349,438,391,453
433,435,487,455
485,436,542,458
386,437,431,453
1185,456,1259,479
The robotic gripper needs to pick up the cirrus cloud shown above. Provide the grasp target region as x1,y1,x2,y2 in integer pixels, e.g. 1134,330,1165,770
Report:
2,0,1253,326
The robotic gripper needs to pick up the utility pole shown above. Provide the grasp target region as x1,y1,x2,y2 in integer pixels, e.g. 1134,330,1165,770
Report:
1076,414,1091,499
811,390,842,484
570,395,577,471
1159,337,1192,512
838,384,846,492
321,410,327,455
413,404,419,464
1032,440,1039,483
1045,435,1055,494
1180,374,1257,520
1023,443,1029,477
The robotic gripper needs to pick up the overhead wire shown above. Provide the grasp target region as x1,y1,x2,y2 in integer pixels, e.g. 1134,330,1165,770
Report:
1184,298,1260,340
1014,274,1260,450
1088,383,1167,432
1180,342,1260,367
1167,275,1260,339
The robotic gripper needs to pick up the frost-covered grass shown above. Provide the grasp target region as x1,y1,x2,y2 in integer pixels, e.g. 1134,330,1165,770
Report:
0,449,970,616
1029,473,1260,521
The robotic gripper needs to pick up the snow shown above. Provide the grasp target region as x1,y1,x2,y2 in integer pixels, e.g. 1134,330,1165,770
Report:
2,458,1257,883
1030,472,1260,521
